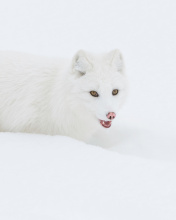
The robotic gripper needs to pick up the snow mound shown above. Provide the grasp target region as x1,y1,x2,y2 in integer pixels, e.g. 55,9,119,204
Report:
0,133,176,220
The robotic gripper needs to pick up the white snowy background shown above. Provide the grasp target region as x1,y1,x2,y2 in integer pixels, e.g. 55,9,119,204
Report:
0,0,176,219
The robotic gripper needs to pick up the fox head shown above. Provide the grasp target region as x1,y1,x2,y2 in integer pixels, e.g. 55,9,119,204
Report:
70,49,128,129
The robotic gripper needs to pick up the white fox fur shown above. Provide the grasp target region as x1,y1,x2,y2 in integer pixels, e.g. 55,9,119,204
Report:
0,50,128,141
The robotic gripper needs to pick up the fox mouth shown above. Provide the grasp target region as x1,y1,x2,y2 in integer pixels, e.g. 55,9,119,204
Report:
99,120,112,128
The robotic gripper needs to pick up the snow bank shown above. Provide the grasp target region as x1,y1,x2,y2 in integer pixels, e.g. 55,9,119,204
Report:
0,133,176,220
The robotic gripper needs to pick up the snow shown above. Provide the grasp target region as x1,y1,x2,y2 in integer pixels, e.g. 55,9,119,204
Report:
1,133,176,220
0,0,176,219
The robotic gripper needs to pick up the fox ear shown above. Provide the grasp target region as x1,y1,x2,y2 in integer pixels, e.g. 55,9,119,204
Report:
109,49,124,73
72,50,92,76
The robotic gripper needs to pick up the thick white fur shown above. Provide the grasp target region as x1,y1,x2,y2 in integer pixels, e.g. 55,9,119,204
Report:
0,50,128,141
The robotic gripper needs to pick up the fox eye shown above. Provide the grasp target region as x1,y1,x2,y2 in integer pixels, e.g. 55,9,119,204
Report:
90,91,99,97
112,89,119,96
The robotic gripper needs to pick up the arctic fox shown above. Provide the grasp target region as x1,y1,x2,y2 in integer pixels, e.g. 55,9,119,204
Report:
0,50,128,141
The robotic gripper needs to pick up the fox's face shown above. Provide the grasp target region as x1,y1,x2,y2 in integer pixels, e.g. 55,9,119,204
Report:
71,50,128,129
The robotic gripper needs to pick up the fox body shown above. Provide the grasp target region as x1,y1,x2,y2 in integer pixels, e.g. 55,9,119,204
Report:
0,50,128,141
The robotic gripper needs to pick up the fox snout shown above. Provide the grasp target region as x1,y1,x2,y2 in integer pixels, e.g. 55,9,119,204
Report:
106,112,116,120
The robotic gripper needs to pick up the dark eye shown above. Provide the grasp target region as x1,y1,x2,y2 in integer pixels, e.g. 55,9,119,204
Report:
90,91,99,97
112,89,119,96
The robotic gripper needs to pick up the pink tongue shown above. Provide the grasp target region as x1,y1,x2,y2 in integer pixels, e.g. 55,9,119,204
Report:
104,121,111,125
100,120,112,128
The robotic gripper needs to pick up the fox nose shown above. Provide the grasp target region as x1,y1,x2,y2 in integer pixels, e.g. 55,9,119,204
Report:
107,112,116,120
